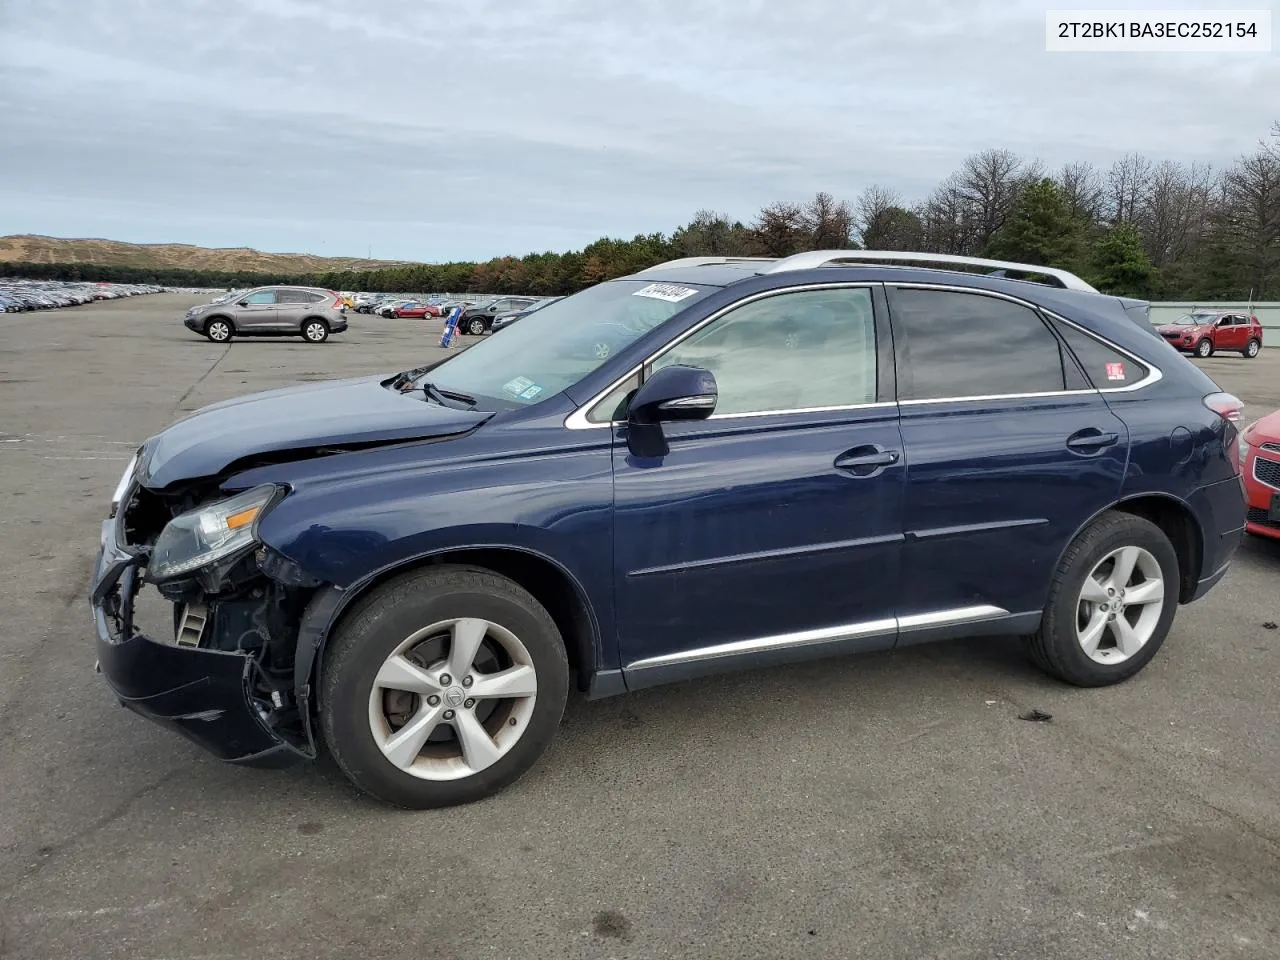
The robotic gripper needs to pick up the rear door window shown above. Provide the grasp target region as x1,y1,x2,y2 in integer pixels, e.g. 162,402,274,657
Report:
889,289,1067,400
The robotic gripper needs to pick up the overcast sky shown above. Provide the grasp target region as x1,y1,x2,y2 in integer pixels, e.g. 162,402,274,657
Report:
1,0,1275,262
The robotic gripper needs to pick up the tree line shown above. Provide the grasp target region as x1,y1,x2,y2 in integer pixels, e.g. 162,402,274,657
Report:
10,124,1278,301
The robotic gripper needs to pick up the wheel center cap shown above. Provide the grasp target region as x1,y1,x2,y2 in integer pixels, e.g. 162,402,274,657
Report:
443,686,466,708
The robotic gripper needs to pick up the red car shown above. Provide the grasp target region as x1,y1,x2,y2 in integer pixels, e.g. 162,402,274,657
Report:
1241,410,1280,540
1156,310,1264,359
394,302,444,319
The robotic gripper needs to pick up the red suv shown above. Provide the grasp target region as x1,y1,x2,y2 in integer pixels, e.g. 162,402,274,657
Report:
1156,311,1264,359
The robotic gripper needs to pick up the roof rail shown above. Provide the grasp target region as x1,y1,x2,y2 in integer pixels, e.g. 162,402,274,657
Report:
763,250,1099,293
642,256,777,271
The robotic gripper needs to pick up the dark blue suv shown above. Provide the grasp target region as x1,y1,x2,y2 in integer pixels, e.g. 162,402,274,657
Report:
90,251,1247,807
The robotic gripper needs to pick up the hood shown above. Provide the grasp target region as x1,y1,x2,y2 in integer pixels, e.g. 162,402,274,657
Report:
1247,408,1280,444
1156,324,1205,335
140,374,491,488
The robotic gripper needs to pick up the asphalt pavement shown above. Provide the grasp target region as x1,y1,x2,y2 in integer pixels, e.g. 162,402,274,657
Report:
1,293,1278,960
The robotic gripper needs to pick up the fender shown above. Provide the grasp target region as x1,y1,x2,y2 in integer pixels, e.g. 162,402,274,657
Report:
288,541,609,756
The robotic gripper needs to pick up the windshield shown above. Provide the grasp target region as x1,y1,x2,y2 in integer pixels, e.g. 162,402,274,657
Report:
1171,313,1218,326
421,280,712,406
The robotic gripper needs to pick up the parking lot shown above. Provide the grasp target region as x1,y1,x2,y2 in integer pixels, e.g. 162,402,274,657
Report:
2,292,1279,959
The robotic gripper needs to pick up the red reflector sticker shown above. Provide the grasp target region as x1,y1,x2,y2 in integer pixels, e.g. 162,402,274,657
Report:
1105,362,1125,381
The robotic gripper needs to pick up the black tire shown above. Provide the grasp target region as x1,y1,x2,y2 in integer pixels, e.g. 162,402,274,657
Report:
467,316,487,336
204,317,233,343
1024,512,1179,687
302,318,330,343
320,565,569,808
1194,338,1213,358
1243,338,1261,359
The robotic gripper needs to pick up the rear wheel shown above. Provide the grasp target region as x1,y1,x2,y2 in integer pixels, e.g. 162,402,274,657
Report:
1024,512,1178,687
303,319,329,343
1244,338,1261,358
1194,338,1214,358
204,318,232,343
320,566,569,808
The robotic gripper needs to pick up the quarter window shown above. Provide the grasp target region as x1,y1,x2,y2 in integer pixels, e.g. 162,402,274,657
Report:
891,289,1066,400
648,288,877,416
1053,321,1149,388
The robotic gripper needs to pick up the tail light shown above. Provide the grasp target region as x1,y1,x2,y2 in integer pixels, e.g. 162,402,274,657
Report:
1204,391,1244,473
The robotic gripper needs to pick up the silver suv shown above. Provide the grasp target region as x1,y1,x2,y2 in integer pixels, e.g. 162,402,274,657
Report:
184,287,349,344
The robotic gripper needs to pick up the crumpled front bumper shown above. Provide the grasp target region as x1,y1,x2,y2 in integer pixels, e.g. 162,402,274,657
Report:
89,518,306,768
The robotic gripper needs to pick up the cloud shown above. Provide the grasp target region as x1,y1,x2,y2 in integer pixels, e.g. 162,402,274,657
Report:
1,0,1275,260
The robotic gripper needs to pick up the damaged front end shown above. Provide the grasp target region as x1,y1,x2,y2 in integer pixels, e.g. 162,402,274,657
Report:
91,466,331,767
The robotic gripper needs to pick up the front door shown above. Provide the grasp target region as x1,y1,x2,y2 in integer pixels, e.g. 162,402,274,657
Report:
885,286,1130,640
612,285,905,689
235,289,279,330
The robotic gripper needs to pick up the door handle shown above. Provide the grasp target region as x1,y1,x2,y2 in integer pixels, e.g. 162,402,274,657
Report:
834,446,900,476
1066,429,1119,452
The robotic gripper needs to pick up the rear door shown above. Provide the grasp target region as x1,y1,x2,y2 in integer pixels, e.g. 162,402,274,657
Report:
235,289,279,330
886,286,1129,635
275,290,315,331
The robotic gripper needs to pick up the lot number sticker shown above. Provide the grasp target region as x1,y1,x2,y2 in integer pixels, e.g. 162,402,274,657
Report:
503,376,536,397
632,283,699,303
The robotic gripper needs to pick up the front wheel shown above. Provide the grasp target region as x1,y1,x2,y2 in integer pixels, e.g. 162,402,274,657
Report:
320,566,569,808
205,318,232,343
1244,338,1261,358
467,317,487,336
1194,338,1214,358
1024,512,1179,687
303,319,329,343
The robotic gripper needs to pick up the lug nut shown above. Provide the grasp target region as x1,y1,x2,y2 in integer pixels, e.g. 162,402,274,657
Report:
464,698,475,709
427,695,441,706
443,709,455,720
1107,588,1115,596
462,676,473,688
509,717,518,726
439,673,452,686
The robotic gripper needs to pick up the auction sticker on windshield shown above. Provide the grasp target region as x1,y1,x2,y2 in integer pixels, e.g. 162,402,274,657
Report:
632,283,700,303
503,376,537,398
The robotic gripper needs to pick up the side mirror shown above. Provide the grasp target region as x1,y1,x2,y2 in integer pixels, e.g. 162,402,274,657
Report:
237,301,249,307
626,365,717,458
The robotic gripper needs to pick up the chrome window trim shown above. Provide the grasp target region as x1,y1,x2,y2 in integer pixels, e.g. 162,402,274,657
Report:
564,280,1164,430
564,281,882,430
624,604,1009,671
888,282,1163,400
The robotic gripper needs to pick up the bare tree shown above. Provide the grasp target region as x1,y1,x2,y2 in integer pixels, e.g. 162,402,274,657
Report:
802,191,855,249
856,185,922,250
1219,148,1280,297
918,173,977,255
955,148,1042,253
1106,153,1154,224
854,185,901,244
750,201,808,257
1058,161,1105,226
1138,161,1216,267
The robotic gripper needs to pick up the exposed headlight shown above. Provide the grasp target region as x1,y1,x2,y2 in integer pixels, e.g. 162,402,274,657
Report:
1239,420,1256,464
110,454,139,517
148,485,282,581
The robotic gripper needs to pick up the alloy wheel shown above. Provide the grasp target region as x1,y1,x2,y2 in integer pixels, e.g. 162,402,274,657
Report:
208,321,230,342
305,322,327,342
1075,546,1165,665
367,617,538,781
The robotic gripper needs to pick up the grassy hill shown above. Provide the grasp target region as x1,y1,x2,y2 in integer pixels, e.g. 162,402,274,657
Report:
0,234,410,275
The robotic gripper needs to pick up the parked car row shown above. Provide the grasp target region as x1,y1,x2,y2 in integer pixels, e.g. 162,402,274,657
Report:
0,279,163,312
348,293,561,334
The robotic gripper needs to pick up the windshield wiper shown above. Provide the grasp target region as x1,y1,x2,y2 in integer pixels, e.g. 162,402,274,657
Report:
423,381,477,408
390,365,433,392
